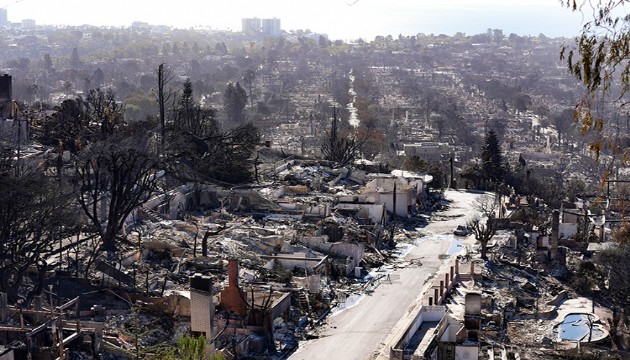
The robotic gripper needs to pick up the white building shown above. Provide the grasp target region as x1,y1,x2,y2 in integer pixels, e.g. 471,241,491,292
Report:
21,19,35,29
241,17,261,34
0,9,7,27
262,18,281,36
403,142,452,162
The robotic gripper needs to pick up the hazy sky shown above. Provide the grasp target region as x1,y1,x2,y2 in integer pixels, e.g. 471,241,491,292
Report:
5,0,586,40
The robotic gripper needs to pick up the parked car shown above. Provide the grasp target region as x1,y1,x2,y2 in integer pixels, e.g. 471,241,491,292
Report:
453,225,470,236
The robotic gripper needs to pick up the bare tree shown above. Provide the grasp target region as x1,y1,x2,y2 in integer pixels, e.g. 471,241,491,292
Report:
475,194,499,218
86,88,125,137
76,136,162,254
468,216,497,260
157,63,174,150
0,148,78,303
468,194,499,260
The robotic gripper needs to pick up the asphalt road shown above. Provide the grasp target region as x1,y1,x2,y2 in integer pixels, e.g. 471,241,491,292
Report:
289,190,486,360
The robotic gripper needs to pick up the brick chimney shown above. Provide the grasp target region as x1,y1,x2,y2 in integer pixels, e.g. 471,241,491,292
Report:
228,258,239,287
220,259,247,316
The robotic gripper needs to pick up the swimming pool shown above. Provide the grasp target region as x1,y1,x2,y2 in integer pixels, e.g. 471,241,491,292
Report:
552,313,608,342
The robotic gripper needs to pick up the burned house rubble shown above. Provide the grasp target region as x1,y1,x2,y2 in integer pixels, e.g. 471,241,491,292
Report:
0,148,628,360
0,158,443,359
378,193,629,360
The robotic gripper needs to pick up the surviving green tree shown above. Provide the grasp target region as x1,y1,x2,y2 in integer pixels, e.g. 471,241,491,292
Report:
223,82,248,127
481,129,505,188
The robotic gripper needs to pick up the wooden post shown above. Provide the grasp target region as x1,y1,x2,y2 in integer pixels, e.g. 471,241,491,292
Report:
57,317,64,360
26,334,32,360
76,299,81,333
440,281,444,296
0,293,7,323
434,288,439,305
145,270,149,296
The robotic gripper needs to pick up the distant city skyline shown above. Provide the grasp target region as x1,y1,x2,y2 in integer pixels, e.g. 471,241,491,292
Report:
3,0,586,39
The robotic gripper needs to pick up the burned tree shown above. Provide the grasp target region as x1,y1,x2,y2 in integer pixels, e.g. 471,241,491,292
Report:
468,194,499,260
157,63,174,150
321,108,368,166
76,136,161,254
468,216,497,260
41,97,90,153
0,148,77,304
86,88,125,137
40,88,124,154
167,81,260,183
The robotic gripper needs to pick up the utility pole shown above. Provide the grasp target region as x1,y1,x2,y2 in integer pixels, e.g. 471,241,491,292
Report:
390,178,397,241
157,64,166,151
449,156,454,188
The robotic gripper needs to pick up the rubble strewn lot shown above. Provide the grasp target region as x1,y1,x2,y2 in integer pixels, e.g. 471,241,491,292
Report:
1,162,629,360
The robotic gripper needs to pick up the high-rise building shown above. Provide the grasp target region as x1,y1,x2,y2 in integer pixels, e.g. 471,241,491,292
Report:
261,18,281,36
241,18,261,34
0,9,8,27
21,19,35,29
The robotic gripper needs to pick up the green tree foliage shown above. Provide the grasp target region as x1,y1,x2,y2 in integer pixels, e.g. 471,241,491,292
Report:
175,335,208,360
481,130,505,187
560,0,630,163
124,90,157,122
460,163,483,189
154,334,226,360
93,67,105,88
215,41,228,55
222,82,248,126
70,47,81,69
43,53,54,73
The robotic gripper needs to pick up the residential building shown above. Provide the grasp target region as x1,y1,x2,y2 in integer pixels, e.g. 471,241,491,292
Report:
0,9,7,27
403,142,452,162
262,18,281,36
241,17,261,34
131,21,150,32
21,18,35,29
